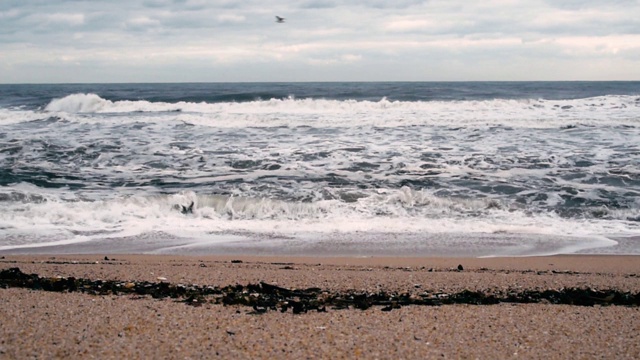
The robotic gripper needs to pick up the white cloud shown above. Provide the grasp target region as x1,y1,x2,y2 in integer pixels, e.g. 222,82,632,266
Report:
384,19,431,32
0,0,638,82
308,53,362,65
125,16,161,29
550,35,640,56
216,14,246,23
46,13,86,26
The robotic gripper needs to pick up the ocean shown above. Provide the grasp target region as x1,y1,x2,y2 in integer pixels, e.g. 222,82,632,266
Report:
1,82,639,257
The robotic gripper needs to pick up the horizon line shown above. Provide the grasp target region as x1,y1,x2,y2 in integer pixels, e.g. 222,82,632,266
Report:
2,79,640,86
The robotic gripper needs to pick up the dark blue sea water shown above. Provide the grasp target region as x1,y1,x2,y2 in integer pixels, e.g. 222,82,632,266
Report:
1,82,639,256
2,81,639,108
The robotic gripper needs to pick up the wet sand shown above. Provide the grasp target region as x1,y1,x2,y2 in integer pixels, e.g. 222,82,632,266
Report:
1,254,639,359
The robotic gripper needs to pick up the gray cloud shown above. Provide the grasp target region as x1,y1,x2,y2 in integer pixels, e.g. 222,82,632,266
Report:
0,0,638,83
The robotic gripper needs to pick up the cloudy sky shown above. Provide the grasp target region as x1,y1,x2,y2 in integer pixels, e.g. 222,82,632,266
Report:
1,0,639,83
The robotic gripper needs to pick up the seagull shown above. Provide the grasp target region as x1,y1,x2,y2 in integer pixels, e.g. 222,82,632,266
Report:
181,201,194,214
275,16,285,23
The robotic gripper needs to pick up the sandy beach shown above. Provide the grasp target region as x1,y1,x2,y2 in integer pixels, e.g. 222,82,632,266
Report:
3,81,640,358
1,254,639,359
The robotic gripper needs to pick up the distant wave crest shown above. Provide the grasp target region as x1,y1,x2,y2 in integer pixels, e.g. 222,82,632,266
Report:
40,93,640,129
45,93,190,113
45,93,111,113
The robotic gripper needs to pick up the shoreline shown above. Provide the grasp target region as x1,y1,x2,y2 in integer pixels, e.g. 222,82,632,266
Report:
2,254,639,358
1,234,637,258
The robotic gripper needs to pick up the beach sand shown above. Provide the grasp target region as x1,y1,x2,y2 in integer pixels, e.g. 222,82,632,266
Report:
1,255,639,359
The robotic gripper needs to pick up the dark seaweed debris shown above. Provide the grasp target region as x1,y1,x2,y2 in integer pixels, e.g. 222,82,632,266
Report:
1,267,639,313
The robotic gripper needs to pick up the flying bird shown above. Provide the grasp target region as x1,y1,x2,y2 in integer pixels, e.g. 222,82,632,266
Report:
275,16,285,23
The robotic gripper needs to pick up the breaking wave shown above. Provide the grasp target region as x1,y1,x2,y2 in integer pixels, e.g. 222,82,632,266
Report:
41,93,640,128
3,82,640,256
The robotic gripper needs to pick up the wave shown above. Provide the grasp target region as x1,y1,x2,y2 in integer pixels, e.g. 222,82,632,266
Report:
43,93,639,114
0,186,637,255
0,187,637,234
0,108,52,125
37,93,640,129
44,93,178,113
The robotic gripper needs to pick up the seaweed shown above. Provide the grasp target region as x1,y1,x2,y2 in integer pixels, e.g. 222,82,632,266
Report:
1,267,638,314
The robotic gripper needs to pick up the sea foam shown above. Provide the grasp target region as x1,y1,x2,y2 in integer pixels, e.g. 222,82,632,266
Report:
42,93,640,128
2,83,640,256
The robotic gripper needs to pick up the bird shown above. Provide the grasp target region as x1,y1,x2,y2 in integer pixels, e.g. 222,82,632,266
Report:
181,201,194,214
172,201,194,214
275,16,285,23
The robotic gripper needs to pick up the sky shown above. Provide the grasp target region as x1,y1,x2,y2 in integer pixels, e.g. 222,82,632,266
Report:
1,0,639,83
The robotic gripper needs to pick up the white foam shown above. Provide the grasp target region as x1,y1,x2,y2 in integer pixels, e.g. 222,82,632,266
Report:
0,108,48,125
0,235,93,251
0,187,638,255
41,93,640,128
2,91,639,256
